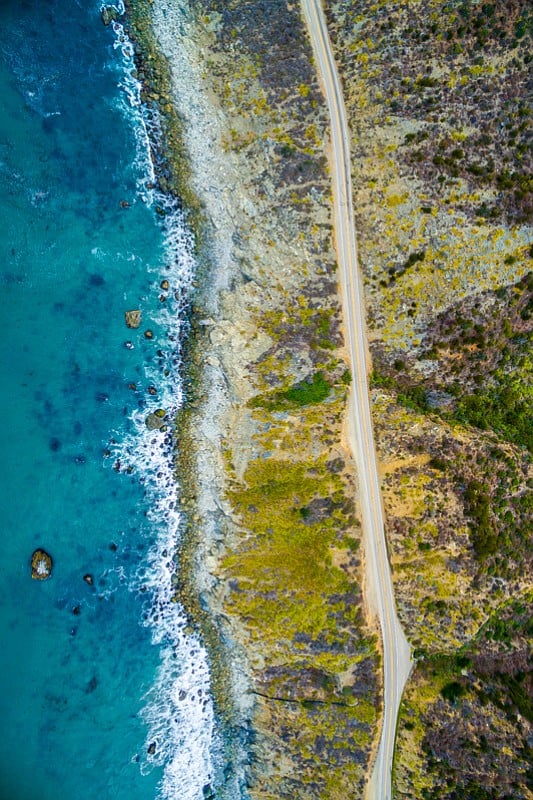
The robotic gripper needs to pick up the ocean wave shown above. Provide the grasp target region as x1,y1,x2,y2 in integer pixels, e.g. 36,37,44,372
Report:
107,13,221,800
110,14,157,202
112,374,221,800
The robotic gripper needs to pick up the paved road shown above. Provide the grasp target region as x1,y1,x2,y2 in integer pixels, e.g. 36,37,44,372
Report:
301,1,412,797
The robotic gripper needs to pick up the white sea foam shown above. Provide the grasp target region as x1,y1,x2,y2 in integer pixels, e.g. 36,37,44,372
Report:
113,331,222,799
106,12,221,799
110,14,157,201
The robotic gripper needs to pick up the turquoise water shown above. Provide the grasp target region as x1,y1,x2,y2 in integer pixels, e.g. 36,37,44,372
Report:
0,2,223,798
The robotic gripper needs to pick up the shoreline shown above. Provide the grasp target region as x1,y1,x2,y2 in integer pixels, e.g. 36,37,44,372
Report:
118,0,265,789
120,0,533,796
103,5,235,795
124,0,381,795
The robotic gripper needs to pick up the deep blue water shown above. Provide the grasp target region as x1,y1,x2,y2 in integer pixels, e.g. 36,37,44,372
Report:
0,2,220,798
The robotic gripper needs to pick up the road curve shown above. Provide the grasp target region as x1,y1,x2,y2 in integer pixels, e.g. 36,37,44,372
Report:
300,1,412,798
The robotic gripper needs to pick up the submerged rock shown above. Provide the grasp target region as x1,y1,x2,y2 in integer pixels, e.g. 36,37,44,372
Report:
31,549,52,580
125,309,142,329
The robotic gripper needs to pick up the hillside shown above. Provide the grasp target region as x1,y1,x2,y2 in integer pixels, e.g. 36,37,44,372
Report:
325,1,532,796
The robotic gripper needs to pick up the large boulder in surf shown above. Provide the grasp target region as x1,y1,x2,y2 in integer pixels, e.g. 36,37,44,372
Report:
145,410,166,430
100,6,120,26
31,549,52,580
125,309,142,329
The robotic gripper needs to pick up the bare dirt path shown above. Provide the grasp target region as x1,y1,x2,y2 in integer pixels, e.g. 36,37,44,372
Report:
300,1,412,797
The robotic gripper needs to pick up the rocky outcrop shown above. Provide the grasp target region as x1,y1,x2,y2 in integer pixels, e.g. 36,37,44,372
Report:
125,309,142,328
145,409,167,430
100,5,121,26
31,549,52,580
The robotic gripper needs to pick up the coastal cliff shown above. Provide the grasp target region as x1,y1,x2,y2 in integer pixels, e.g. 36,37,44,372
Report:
123,0,380,796
121,0,531,796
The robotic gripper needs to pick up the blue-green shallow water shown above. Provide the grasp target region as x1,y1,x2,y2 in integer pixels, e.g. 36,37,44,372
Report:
0,2,222,798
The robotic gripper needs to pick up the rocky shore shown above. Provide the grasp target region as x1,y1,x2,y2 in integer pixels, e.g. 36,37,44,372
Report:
118,0,531,795
122,0,380,796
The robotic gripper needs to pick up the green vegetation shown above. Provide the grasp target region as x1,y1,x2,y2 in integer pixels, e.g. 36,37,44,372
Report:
476,593,533,648
284,371,332,405
224,456,360,656
464,480,497,559
403,250,426,269
249,371,332,410
428,456,447,471
440,680,466,703
394,596,533,798
456,371,533,452
371,369,428,412
490,672,533,723
220,449,376,794
341,368,352,385
326,0,532,793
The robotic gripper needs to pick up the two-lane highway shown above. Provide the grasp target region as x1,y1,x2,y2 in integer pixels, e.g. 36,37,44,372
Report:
301,1,412,797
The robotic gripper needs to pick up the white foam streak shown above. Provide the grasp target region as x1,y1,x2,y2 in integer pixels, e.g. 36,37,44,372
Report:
107,15,221,800
109,16,157,198
116,363,220,799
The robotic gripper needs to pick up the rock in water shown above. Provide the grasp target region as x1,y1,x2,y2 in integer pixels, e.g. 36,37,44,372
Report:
145,411,166,430
100,6,119,26
125,309,142,329
31,549,52,580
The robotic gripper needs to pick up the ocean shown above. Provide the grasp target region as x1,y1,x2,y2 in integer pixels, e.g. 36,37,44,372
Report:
0,1,224,797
